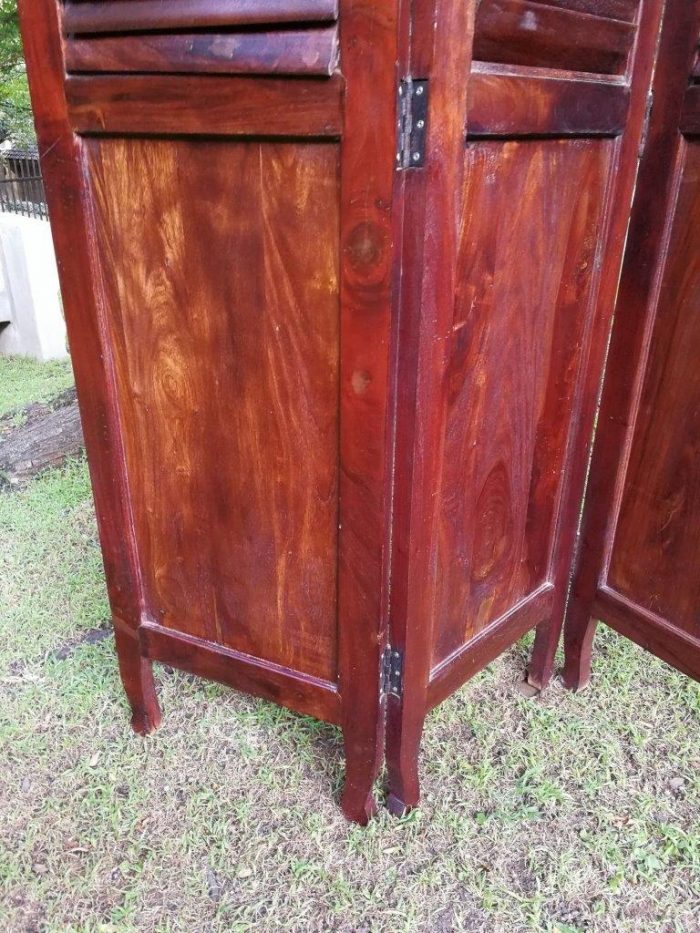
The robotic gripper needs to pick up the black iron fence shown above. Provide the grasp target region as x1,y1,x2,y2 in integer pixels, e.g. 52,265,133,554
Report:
0,148,48,220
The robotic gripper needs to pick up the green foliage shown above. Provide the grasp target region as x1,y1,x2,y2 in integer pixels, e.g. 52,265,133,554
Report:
0,0,34,146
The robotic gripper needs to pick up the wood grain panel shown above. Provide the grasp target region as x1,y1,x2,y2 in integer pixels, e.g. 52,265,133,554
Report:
473,0,636,75
468,66,629,137
532,0,639,21
63,0,338,33
681,85,700,136
431,138,611,667
86,137,341,682
65,27,339,78
66,74,343,138
607,142,700,640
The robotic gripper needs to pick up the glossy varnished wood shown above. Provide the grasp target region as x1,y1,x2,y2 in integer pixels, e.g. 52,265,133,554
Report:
86,138,340,682
66,74,343,138
468,65,629,138
473,0,638,75
65,27,340,78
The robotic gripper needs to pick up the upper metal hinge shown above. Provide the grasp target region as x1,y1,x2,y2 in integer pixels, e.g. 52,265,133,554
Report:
381,646,404,698
396,77,429,171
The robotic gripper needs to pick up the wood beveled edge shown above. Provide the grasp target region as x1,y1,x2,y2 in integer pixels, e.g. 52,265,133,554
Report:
426,583,555,710
593,585,700,682
140,620,342,725
65,73,344,139
467,69,630,139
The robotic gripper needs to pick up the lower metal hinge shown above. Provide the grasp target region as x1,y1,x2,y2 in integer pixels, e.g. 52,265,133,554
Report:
381,646,404,698
396,77,429,170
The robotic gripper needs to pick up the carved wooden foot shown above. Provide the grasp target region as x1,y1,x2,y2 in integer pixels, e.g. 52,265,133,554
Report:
385,701,423,817
562,609,598,692
113,625,162,735
526,614,562,691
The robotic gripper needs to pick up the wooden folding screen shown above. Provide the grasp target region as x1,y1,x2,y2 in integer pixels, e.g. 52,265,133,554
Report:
18,0,680,822
564,0,700,690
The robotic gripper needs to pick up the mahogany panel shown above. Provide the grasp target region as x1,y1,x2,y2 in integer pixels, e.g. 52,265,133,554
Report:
65,27,339,78
63,0,339,33
468,67,629,137
431,138,612,669
607,142,700,641
141,621,341,724
66,74,343,138
473,0,637,75
86,137,341,682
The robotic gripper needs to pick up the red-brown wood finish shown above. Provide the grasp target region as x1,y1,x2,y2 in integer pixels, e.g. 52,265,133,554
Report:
564,0,700,690
20,0,688,823
385,0,665,815
19,0,400,824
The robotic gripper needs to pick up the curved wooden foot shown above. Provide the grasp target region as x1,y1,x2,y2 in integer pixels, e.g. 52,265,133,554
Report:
563,609,597,692
341,784,378,825
526,614,562,691
340,711,383,824
385,698,423,817
113,625,162,735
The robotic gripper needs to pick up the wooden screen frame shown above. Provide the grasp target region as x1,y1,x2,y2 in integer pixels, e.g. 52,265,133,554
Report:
384,0,665,815
563,0,700,691
18,0,403,824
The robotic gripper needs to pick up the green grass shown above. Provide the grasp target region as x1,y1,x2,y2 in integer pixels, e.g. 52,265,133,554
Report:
1,358,699,931
0,355,74,418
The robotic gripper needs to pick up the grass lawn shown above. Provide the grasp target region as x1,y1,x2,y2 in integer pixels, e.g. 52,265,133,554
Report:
0,356,698,932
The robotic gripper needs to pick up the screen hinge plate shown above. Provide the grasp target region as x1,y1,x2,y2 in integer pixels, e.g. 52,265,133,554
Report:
381,646,404,698
396,77,429,171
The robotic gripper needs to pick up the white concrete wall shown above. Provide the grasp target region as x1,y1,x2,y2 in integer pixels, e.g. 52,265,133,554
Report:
0,212,67,361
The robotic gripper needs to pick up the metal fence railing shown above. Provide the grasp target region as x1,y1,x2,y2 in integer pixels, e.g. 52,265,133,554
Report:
0,148,48,221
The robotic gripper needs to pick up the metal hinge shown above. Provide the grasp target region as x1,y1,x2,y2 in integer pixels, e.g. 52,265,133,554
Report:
396,77,429,170
639,90,654,157
381,646,404,698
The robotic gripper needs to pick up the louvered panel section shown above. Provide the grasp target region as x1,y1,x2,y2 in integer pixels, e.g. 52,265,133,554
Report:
473,0,639,76
62,0,338,33
61,0,339,78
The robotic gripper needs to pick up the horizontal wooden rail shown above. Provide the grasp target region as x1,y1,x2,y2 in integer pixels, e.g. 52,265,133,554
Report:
66,74,344,137
141,620,342,724
468,67,630,137
427,583,554,710
473,0,636,75
65,27,339,78
595,586,700,683
62,0,339,34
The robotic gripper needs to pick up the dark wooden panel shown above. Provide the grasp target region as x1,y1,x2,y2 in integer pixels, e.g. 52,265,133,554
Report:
66,74,343,137
86,137,341,683
473,0,636,75
141,621,341,724
607,142,700,640
468,66,629,137
63,0,338,33
431,138,611,668
65,27,339,78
